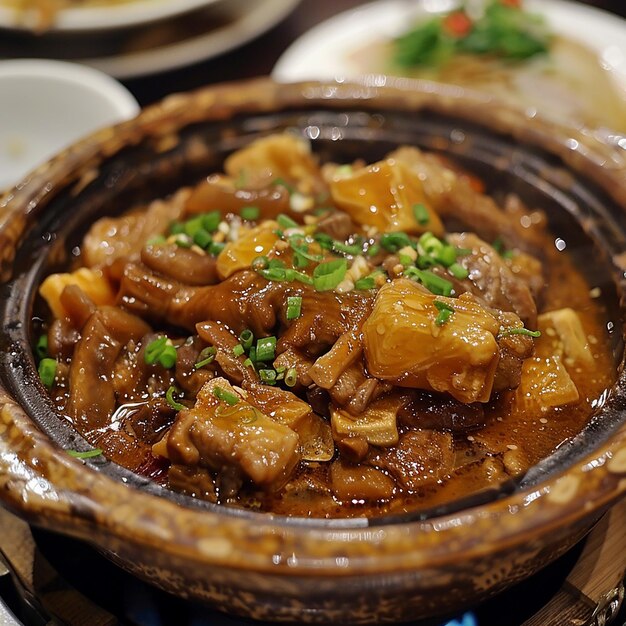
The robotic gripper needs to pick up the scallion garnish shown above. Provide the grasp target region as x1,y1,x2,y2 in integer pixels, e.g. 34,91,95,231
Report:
146,235,166,246
67,448,103,459
448,262,469,280
259,369,277,385
213,386,239,406
240,206,260,221
251,256,269,271
314,232,334,250
284,367,298,387
38,358,57,389
173,234,192,248
194,346,217,369
277,214,299,230
313,258,348,291
354,276,375,290
145,336,177,368
239,329,254,351
380,232,413,253
398,253,413,267
404,267,453,296
201,211,221,233
273,178,295,194
286,296,302,320
208,241,225,256
413,203,430,225
233,344,245,357
332,240,363,256
169,221,185,235
35,334,48,360
256,336,277,362
434,300,455,326
166,386,186,411
499,327,542,338
193,228,212,250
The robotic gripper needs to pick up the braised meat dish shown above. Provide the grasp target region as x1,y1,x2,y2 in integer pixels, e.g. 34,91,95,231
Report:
35,133,614,518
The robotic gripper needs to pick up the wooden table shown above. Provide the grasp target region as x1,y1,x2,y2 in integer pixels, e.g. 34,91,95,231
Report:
123,0,626,107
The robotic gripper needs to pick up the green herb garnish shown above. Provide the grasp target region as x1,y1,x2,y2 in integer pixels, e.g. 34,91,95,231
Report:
67,448,103,459
213,386,240,406
286,296,303,320
38,358,57,389
499,327,542,338
166,386,186,411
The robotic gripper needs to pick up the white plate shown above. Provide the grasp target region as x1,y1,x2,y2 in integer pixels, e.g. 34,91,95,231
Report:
0,0,222,33
0,0,300,79
0,59,139,190
273,0,626,128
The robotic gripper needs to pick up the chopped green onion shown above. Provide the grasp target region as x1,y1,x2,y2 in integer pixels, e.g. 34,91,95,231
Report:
248,346,257,363
256,336,277,362
35,334,48,360
332,240,363,256
146,235,166,246
289,235,324,262
435,308,454,326
436,246,457,267
243,358,254,368
259,369,277,385
455,247,473,257
233,344,245,357
252,256,269,271
499,327,542,338
145,336,167,365
367,243,381,257
314,232,334,250
194,346,217,369
201,211,221,233
166,386,186,411
173,234,192,248
240,206,260,221
67,448,103,459
268,258,286,269
285,367,298,387
448,262,469,280
404,267,453,296
313,258,348,292
492,237,506,255
193,228,213,250
273,178,295,193
413,203,430,225
38,358,57,389
398,253,413,267
208,241,225,256
159,344,178,369
213,386,239,406
434,300,454,312
277,214,299,230
380,232,412,252
355,276,376,290
286,296,302,320
170,221,185,235
239,329,254,351
184,215,205,238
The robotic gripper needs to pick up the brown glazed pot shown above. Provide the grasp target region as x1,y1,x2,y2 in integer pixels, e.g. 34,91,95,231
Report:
1,78,626,625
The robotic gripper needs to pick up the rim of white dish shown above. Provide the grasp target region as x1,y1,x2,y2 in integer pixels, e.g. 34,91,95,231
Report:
0,58,139,119
0,0,222,33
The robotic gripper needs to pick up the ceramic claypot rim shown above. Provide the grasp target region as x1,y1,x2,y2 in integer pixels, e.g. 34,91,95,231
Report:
1,77,626,577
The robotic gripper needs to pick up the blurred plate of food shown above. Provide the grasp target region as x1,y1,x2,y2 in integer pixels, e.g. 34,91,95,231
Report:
0,0,225,32
0,0,300,78
273,0,626,133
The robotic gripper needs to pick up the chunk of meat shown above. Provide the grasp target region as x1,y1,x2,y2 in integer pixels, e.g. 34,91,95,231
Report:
141,244,219,286
371,430,455,490
82,190,187,267
447,232,539,327
67,307,152,435
154,378,301,489
315,210,357,242
397,391,486,433
330,460,395,502
59,284,97,330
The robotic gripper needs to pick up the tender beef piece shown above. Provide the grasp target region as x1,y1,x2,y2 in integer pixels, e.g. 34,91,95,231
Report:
82,191,187,268
168,465,217,502
306,385,331,419
370,430,455,490
118,265,282,336
141,244,219,286
315,210,357,242
196,320,257,386
397,391,486,433
66,307,151,436
156,378,301,490
125,398,177,444
330,459,395,502
174,336,215,396
492,311,536,391
185,176,291,219
47,318,80,360
328,362,368,408
273,348,314,388
447,232,539,327
59,284,96,330
336,435,369,463
112,334,172,403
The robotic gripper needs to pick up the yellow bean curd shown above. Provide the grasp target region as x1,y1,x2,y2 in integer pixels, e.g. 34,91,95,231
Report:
35,133,614,518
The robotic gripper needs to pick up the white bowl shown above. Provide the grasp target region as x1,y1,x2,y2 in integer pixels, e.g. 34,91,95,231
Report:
0,0,222,32
0,59,139,191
